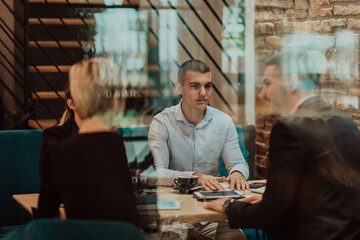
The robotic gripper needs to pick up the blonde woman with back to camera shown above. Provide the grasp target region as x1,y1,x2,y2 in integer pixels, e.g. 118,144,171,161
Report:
36,58,139,226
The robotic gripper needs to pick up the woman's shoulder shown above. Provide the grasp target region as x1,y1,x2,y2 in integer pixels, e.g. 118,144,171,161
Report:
43,119,78,141
59,132,123,147
52,132,125,163
72,131,123,142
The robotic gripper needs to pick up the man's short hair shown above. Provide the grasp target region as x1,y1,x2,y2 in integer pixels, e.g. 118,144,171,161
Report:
265,51,320,88
178,59,211,85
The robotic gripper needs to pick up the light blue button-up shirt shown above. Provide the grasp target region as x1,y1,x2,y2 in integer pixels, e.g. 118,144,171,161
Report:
148,101,249,186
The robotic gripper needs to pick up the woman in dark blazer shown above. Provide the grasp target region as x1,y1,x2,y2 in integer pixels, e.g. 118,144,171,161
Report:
36,58,139,226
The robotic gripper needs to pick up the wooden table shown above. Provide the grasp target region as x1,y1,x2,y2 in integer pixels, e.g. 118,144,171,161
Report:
157,180,266,222
13,180,265,223
13,194,67,219
13,193,39,214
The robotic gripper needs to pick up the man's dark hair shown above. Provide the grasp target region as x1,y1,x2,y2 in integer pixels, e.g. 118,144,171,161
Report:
178,59,211,85
265,51,320,88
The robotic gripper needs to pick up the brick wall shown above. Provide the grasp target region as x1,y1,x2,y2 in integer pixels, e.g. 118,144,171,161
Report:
254,0,360,178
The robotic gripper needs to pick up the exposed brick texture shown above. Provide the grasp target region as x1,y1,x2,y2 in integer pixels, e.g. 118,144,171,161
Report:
333,4,360,16
255,22,275,34
311,0,330,5
295,20,321,31
285,9,308,19
256,142,268,155
330,0,358,2
256,10,285,22
348,18,360,31
256,0,294,8
265,36,284,48
256,130,271,143
255,155,268,178
275,20,296,33
309,7,333,17
255,37,265,48
309,0,332,17
350,87,360,96
320,80,360,93
294,0,310,10
321,19,347,33
256,118,266,128
256,156,269,168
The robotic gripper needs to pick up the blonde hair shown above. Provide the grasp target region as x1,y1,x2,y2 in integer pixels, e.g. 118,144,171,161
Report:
69,58,124,121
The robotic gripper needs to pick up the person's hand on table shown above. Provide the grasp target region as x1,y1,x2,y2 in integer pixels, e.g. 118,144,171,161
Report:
225,171,249,191
193,172,226,191
204,197,229,213
239,195,262,204
204,195,263,213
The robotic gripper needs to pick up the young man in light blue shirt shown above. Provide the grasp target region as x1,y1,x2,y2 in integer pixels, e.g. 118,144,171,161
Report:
149,59,249,191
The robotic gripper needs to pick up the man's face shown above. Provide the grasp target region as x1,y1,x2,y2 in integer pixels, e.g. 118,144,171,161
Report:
177,71,212,112
258,65,291,115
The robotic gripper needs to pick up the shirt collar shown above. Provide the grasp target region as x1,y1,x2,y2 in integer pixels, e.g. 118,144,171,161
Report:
174,100,188,123
174,99,214,127
290,93,317,115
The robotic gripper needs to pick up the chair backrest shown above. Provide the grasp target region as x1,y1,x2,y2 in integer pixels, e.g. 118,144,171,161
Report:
219,125,256,180
117,127,150,165
0,130,43,226
4,219,145,240
243,125,256,180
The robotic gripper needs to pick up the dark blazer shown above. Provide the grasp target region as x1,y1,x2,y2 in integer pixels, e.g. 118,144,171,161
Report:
227,96,360,240
35,119,78,218
36,128,139,225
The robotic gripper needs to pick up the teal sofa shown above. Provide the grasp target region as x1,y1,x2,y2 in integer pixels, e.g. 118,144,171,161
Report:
3,219,145,240
0,130,43,228
0,128,150,228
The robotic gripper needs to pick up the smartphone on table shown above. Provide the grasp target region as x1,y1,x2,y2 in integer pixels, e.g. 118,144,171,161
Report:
249,182,266,189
